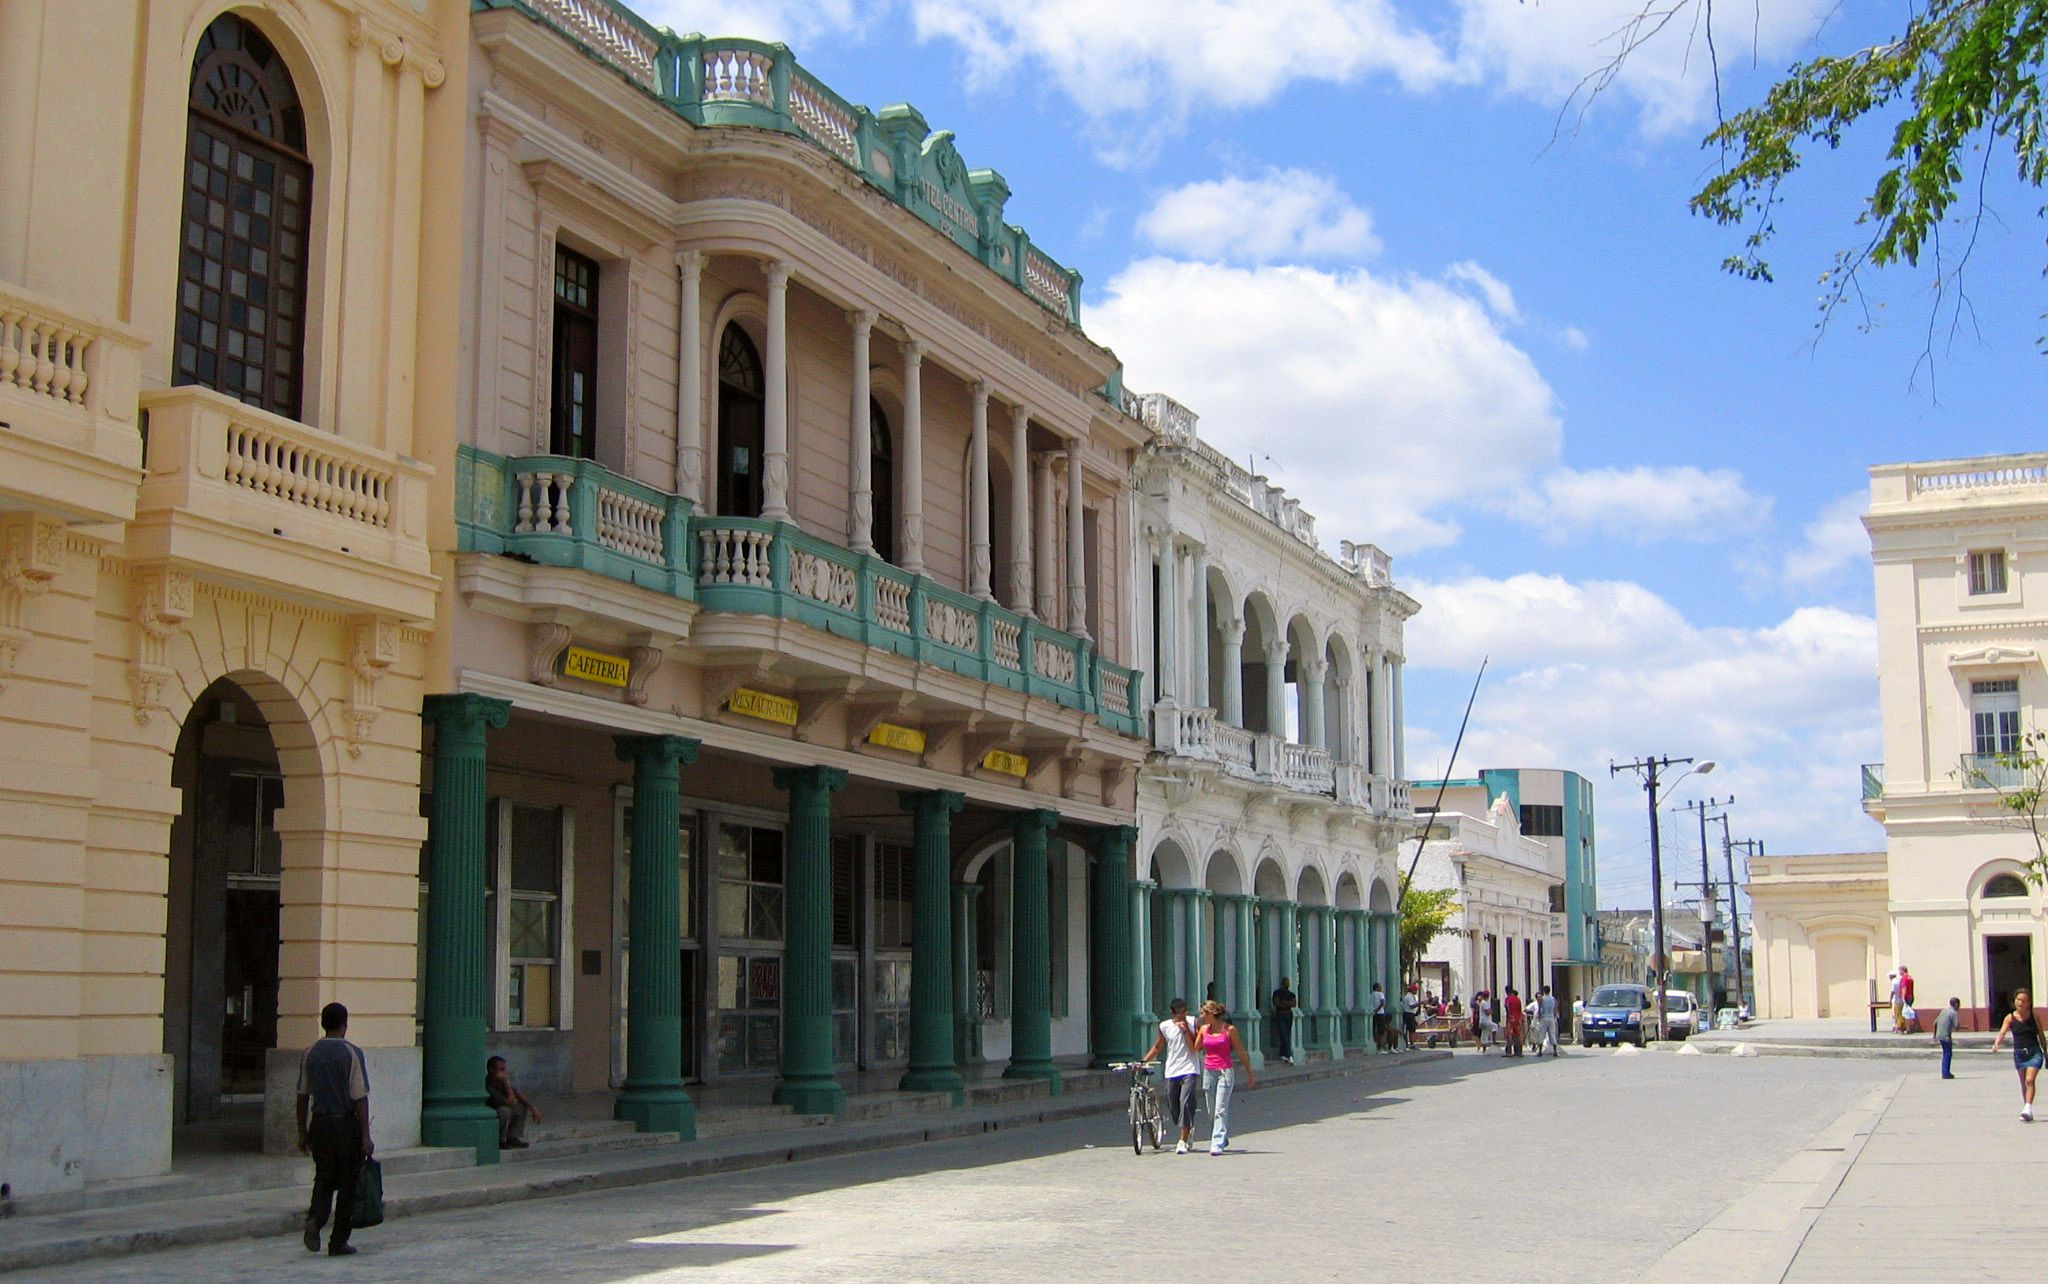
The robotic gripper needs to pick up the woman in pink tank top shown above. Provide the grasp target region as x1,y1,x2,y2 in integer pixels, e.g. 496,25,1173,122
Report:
1194,1000,1255,1155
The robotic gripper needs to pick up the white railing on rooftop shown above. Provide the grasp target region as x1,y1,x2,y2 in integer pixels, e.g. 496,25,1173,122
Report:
1914,464,2048,494
532,0,658,89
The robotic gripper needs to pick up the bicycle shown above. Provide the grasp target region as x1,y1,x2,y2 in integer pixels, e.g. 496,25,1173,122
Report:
1110,1061,1164,1155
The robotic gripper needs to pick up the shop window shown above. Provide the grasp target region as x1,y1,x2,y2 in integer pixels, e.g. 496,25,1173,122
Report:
500,803,567,1029
715,953,781,1074
550,246,600,459
177,13,311,419
873,841,913,951
717,822,784,942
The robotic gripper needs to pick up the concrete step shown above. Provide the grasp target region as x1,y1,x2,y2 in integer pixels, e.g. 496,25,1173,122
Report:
501,1130,679,1163
525,1118,640,1143
0,1144,472,1220
960,1077,1051,1107
840,1091,954,1121
1685,1040,2002,1061
692,1109,829,1141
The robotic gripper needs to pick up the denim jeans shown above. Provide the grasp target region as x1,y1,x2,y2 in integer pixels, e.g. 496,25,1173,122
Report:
1272,1011,1293,1058
1941,1039,1954,1077
1202,1067,1236,1151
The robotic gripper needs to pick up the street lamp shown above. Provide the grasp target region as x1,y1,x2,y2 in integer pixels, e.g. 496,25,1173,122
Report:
1612,755,1715,1043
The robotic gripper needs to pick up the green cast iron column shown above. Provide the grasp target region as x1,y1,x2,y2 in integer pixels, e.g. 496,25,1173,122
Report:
952,882,984,1066
1087,825,1138,1067
1236,896,1263,1065
1321,908,1343,1055
420,693,511,1163
1004,808,1062,1088
772,765,848,1115
614,734,701,1136
899,790,966,1097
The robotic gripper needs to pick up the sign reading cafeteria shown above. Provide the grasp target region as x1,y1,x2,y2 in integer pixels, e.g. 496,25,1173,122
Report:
561,645,630,688
727,686,799,726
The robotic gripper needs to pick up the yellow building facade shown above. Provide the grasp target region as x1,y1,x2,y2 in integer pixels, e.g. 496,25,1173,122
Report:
0,0,464,1195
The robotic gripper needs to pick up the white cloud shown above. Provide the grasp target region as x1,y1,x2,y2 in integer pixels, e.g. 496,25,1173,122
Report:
1140,170,1381,262
1780,491,1870,589
1406,573,1883,858
636,0,866,45
1444,260,1519,322
1558,325,1590,351
1090,257,1562,551
1505,464,1773,543
1450,0,1837,135
907,0,1456,125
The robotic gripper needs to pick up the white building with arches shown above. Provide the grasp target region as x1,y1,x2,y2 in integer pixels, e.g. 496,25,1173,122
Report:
1750,452,2048,1029
1128,393,1417,1063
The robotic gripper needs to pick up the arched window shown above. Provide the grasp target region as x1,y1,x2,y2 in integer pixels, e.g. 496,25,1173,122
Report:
716,326,765,518
1984,873,2029,899
177,14,312,420
870,397,895,563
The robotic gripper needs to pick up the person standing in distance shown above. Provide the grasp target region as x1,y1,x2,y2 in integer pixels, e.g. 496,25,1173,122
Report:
1503,986,1525,1058
296,1001,372,1256
1934,996,1961,1080
1535,986,1560,1056
1136,998,1203,1154
1993,988,2046,1121
1270,977,1298,1065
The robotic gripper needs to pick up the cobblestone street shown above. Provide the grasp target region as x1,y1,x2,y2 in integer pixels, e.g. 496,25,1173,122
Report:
23,1050,1912,1282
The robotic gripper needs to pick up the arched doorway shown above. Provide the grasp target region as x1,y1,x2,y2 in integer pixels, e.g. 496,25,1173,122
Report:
870,397,896,563
177,13,313,420
716,325,765,517
163,678,288,1127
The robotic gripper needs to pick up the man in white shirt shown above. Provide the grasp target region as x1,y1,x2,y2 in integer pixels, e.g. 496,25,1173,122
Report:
1535,986,1560,1056
1137,998,1203,1154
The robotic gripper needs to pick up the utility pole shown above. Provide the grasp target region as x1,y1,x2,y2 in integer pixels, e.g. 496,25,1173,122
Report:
1612,755,1714,1043
1678,796,1732,1010
1728,836,1762,1014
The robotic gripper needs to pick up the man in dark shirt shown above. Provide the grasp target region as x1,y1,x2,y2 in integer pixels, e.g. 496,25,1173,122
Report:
296,1001,372,1257
486,1055,542,1149
1271,978,1298,1064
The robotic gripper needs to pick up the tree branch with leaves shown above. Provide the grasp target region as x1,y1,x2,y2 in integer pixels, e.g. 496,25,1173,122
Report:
1399,875,1461,979
1962,725,2048,877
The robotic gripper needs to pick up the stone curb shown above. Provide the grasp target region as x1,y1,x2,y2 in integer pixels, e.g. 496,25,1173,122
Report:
0,1051,1447,1273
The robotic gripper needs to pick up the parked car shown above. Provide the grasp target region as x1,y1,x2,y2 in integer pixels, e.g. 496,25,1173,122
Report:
1580,983,1658,1047
1662,991,1699,1039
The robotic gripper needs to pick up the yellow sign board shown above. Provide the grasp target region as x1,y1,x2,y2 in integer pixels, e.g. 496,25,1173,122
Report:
727,686,799,726
867,722,927,754
561,645,630,688
981,748,1029,778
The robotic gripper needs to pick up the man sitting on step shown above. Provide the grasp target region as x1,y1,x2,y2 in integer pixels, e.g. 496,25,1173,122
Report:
486,1055,544,1149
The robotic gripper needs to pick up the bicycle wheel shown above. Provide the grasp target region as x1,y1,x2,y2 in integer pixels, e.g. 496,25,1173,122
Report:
1131,1116,1144,1155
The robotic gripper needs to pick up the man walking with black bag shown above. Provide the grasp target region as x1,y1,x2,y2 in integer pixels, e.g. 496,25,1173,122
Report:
296,1001,373,1257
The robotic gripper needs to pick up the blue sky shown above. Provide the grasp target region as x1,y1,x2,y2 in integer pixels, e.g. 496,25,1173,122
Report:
644,0,2044,910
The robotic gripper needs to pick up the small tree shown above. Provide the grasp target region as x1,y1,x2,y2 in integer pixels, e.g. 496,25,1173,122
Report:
1963,727,2048,878
1399,875,1460,980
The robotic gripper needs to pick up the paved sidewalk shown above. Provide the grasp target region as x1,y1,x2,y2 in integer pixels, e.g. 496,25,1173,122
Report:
1652,1054,2048,1280
0,1050,1443,1273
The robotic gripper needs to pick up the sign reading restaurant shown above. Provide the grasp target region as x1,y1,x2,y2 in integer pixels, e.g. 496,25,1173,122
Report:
727,686,799,726
561,645,630,688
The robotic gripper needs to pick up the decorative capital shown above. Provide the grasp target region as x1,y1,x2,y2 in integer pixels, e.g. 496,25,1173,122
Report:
903,336,923,366
970,380,990,405
675,247,704,274
850,307,878,332
764,259,792,290
772,764,849,796
1086,823,1139,852
1010,402,1031,429
1011,807,1062,839
422,692,512,739
899,788,967,817
615,733,702,769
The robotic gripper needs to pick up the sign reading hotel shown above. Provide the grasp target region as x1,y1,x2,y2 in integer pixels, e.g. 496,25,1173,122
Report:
981,748,1029,778
727,686,798,726
867,722,927,754
561,645,630,688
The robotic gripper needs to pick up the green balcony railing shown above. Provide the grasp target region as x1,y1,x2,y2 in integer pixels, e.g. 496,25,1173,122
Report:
457,446,693,595
476,1,1085,325
457,446,1144,738
1861,762,1884,802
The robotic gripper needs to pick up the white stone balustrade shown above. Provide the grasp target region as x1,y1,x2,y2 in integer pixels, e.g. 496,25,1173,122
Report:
133,386,433,619
1154,704,1217,758
1216,725,1257,777
788,73,860,165
1280,740,1335,794
0,280,148,524
702,46,774,104
532,0,658,88
696,525,775,587
1023,247,1071,315
1100,666,1132,716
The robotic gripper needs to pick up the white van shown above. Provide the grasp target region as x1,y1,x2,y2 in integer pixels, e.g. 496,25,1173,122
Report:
1662,991,1699,1039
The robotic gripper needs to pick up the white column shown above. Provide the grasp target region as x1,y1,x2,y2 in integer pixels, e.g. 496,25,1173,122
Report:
1189,546,1210,708
674,250,707,504
1008,404,1033,614
1392,657,1406,779
1219,617,1244,725
761,260,792,523
1033,452,1057,622
899,338,925,575
969,382,992,599
1064,436,1089,641
1302,658,1327,750
1155,536,1178,705
1368,653,1387,774
847,309,876,554
1334,676,1353,763
1264,641,1287,739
